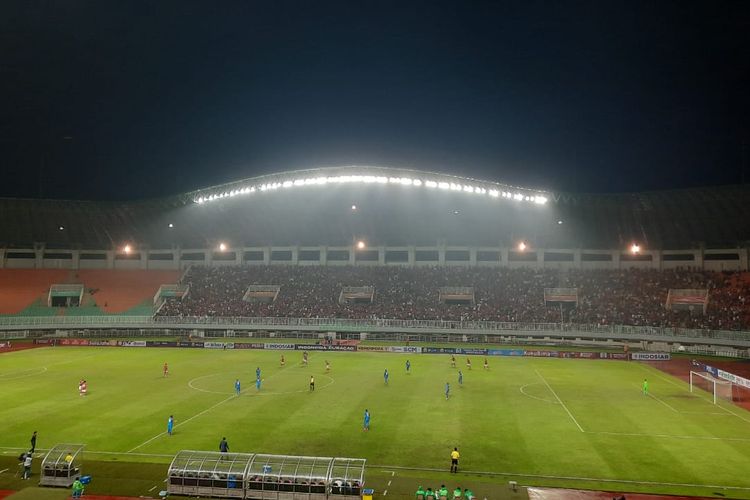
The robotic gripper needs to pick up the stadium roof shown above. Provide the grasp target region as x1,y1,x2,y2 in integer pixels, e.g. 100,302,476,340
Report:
1,166,749,250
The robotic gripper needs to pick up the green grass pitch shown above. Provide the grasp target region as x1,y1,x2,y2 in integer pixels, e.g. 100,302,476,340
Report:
2,346,750,497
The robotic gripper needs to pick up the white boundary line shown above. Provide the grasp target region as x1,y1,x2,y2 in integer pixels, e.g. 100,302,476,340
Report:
585,430,750,442
535,369,584,432
369,464,750,491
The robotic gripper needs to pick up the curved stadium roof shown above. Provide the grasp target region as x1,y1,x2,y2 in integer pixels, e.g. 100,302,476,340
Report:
1,166,749,250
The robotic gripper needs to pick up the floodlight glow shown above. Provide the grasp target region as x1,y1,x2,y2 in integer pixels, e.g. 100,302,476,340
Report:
351,205,357,211
218,242,227,252
168,223,174,228
58,225,64,231
557,220,563,225
630,243,641,254
122,244,132,254
518,241,527,251
191,168,551,210
356,240,366,250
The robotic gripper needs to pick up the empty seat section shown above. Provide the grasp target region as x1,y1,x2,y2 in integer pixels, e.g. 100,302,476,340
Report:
0,269,69,314
77,270,181,313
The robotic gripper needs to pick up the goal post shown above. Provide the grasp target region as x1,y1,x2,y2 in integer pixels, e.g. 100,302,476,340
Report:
690,371,733,404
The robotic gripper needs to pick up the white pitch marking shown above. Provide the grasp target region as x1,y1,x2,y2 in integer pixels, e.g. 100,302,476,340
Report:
149,485,157,491
586,430,750,442
369,464,750,491
128,392,238,452
0,468,8,474
519,383,558,404
534,369,584,432
387,480,392,486
636,363,750,424
646,391,679,413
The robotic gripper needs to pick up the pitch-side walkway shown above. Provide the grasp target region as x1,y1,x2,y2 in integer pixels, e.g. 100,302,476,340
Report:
528,487,716,500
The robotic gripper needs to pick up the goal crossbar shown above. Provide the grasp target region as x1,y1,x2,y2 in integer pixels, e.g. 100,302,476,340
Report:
690,370,732,404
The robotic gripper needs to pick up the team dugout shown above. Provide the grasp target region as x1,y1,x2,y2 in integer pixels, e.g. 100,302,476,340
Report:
168,450,365,499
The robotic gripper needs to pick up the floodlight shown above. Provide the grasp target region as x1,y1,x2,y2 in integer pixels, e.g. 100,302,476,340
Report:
122,244,132,254
518,241,527,252
218,242,227,252
351,204,357,211
58,225,64,231
168,223,174,228
356,240,366,250
630,243,641,254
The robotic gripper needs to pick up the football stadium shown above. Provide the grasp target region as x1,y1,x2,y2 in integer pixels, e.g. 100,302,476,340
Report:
1,165,750,500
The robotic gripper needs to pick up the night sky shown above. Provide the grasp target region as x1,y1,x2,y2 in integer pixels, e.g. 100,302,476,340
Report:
1,0,748,200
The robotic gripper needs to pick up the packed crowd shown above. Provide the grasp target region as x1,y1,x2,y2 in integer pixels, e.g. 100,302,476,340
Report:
157,265,750,330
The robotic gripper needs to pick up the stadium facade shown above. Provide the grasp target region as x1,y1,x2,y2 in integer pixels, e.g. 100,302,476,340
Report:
1,166,748,271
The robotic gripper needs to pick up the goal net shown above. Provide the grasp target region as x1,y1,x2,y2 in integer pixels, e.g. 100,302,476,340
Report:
690,371,733,404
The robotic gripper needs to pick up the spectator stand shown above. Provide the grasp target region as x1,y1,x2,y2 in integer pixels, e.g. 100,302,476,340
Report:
168,450,251,498
40,443,84,487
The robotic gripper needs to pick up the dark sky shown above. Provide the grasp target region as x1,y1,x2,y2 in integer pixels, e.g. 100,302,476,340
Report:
1,0,749,200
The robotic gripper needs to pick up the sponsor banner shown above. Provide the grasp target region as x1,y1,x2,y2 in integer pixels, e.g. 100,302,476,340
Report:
34,339,53,345
388,346,422,354
327,345,357,351
487,349,525,356
148,341,178,347
232,343,264,350
295,344,327,351
357,345,389,352
263,343,296,350
524,350,558,357
203,342,232,349
607,353,630,360
456,348,487,355
422,347,457,354
704,364,719,377
88,340,118,347
631,352,671,361
177,341,205,348
60,339,90,346
120,340,147,347
0,342,8,348
716,369,750,390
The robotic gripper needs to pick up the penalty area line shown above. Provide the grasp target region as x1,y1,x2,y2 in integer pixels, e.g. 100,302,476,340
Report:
534,369,584,432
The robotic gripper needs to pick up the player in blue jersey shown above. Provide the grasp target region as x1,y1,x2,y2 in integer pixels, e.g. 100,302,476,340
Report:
458,370,463,386
384,368,389,385
363,409,371,431
256,367,261,380
256,376,261,391
445,382,450,400
167,415,174,436
406,359,411,374
235,379,241,396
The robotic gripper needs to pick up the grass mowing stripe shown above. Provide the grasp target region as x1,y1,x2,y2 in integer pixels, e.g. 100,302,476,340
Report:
534,368,584,432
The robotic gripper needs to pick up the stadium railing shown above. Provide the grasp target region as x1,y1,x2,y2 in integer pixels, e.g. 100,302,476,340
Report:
0,315,748,346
